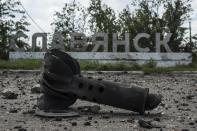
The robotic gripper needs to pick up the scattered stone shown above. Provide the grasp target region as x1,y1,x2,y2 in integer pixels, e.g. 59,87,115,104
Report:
97,71,103,74
2,88,18,99
189,122,194,125
9,108,18,113
22,110,35,114
181,103,189,107
15,75,20,78
14,125,22,129
88,116,92,120
90,105,101,113
127,119,134,123
14,125,27,131
109,110,113,114
165,124,177,128
186,95,194,100
31,84,42,93
153,117,161,122
138,119,153,129
150,121,164,128
178,117,185,122
84,121,91,126
18,128,27,131
78,105,101,113
55,117,62,121
102,115,110,119
71,122,77,126
174,100,178,103
98,78,103,81
160,103,165,107
181,129,189,131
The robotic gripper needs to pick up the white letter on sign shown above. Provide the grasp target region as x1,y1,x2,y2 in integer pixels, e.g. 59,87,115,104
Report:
92,32,108,52
156,33,172,52
133,33,150,52
113,33,130,52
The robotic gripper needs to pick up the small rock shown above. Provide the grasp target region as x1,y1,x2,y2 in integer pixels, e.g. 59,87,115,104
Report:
22,110,35,114
55,117,62,121
84,121,91,126
127,119,134,123
14,125,27,131
2,88,18,99
150,121,164,128
31,84,42,93
88,116,92,120
138,119,153,129
9,108,18,113
181,129,189,131
189,122,194,125
153,117,160,122
14,126,22,129
186,95,194,100
174,100,178,103
18,128,27,131
165,124,177,128
160,103,165,107
181,103,189,106
71,122,77,126
15,75,20,78
109,110,113,114
90,105,101,113
102,115,110,119
97,71,103,74
97,78,103,81
78,105,101,113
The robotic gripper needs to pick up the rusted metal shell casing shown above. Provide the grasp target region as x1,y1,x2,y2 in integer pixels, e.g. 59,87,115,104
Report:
38,49,149,114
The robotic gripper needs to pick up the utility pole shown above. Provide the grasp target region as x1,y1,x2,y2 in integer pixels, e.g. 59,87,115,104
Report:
0,1,2,20
189,20,192,47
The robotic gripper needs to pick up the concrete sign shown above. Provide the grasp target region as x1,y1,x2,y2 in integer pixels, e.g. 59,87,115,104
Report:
9,32,192,67
10,32,174,52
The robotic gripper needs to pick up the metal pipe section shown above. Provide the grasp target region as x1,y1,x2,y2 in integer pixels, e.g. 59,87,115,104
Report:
37,49,153,115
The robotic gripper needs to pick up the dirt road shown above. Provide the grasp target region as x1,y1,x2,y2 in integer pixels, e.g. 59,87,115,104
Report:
0,71,196,131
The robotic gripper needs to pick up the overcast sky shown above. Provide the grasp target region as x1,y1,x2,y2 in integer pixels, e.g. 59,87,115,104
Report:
20,0,197,39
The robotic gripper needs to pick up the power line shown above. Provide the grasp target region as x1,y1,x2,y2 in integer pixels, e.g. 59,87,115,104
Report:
18,0,46,33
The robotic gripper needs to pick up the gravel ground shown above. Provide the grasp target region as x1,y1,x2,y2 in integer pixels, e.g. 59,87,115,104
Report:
0,71,197,131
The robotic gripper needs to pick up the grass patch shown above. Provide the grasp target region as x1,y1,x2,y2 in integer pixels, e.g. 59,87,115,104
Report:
80,60,197,73
0,59,197,73
79,60,141,71
143,63,197,74
0,59,43,70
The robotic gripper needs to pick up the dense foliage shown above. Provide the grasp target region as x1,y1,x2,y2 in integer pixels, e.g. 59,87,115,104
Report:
0,0,29,59
53,0,196,52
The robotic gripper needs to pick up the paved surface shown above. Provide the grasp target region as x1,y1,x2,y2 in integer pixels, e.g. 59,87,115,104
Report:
0,71,197,131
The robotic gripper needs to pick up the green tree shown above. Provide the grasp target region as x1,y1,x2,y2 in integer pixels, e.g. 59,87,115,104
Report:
51,0,89,51
163,0,192,52
88,0,119,33
88,0,120,51
118,0,166,51
52,0,89,35
118,0,192,52
0,0,29,59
